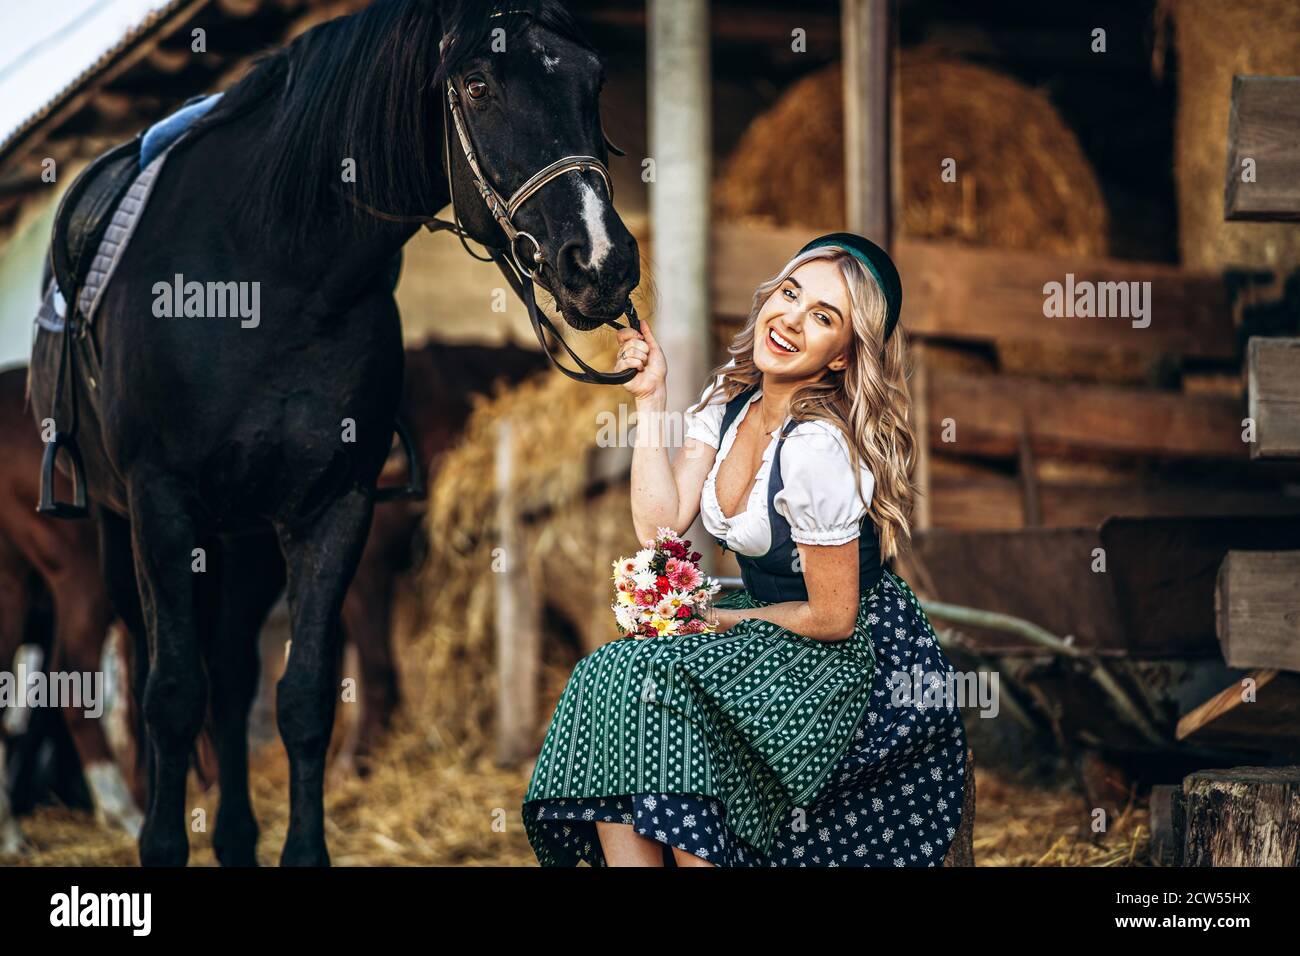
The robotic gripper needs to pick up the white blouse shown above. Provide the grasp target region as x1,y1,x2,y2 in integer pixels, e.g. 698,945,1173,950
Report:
683,370,875,558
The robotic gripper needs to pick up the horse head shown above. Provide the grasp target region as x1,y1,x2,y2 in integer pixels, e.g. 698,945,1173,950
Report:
438,3,640,332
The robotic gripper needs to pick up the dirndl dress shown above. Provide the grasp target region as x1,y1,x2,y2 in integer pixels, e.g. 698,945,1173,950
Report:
523,384,968,866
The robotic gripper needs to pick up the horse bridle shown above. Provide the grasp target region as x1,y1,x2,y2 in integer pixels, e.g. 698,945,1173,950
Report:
433,71,640,386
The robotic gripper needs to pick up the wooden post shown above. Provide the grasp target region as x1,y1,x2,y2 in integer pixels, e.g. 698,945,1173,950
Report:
1149,784,1186,866
841,0,893,245
1183,767,1300,866
494,419,540,766
649,0,713,564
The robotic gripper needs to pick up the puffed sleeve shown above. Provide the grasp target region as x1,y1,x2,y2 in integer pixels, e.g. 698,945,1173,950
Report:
682,360,735,449
773,421,874,546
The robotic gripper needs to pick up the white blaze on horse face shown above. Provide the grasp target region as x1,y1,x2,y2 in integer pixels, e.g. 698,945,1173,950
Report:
578,180,613,272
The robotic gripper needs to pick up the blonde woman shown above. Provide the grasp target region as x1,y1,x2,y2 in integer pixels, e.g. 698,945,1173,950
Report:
523,233,967,867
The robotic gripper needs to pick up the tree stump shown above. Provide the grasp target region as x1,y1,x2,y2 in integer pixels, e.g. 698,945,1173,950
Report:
943,746,977,866
1183,766,1300,866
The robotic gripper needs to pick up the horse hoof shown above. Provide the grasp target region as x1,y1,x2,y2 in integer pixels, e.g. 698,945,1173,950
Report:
280,841,330,867
138,830,190,867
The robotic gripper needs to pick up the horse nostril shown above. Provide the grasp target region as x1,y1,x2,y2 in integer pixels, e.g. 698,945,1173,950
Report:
558,239,593,282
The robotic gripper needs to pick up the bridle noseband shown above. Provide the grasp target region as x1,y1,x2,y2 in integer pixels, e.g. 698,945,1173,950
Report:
432,62,640,387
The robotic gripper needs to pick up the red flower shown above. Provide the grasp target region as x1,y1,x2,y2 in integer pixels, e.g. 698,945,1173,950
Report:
689,551,702,562
676,607,691,619
655,575,671,593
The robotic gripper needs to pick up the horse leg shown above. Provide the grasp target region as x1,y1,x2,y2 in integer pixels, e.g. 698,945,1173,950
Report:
126,473,206,867
0,562,31,855
96,507,150,812
205,533,285,867
335,560,399,778
275,488,373,867
46,576,142,838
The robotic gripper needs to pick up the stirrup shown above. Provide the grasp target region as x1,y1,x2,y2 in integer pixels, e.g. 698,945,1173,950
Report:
37,432,89,519
374,418,425,502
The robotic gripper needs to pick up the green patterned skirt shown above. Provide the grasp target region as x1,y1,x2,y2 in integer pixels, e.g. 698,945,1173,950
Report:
523,579,882,858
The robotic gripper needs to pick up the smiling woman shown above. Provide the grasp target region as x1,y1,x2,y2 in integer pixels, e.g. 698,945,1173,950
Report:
522,233,969,867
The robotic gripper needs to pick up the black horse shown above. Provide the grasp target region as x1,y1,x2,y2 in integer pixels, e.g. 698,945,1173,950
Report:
28,0,638,866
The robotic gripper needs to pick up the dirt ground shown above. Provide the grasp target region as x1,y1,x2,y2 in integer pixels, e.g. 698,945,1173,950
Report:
6,720,1152,867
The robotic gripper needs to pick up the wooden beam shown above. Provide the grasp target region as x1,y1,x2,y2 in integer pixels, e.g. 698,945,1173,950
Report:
1224,76,1300,221
926,369,1246,461
0,0,210,172
1216,550,1300,672
712,224,1238,359
841,0,892,245
1247,337,1300,459
1176,670,1300,750
930,472,1300,530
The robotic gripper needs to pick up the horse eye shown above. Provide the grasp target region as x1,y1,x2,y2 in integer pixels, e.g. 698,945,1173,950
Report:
466,78,488,100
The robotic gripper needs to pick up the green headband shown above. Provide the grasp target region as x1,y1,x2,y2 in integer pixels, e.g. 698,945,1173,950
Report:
797,232,903,343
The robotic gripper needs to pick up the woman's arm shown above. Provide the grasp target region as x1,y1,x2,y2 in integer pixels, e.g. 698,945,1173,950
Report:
615,319,717,544
713,540,860,641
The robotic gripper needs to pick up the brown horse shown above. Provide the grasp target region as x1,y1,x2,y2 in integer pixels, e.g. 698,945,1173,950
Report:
0,366,140,849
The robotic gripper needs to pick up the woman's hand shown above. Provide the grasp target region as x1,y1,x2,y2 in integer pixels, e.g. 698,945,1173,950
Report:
614,318,667,401
708,607,744,631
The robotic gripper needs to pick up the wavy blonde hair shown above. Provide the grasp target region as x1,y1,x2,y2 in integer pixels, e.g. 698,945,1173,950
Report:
691,246,918,562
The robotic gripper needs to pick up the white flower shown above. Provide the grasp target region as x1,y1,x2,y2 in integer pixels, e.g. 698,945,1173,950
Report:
633,548,656,569
632,569,658,590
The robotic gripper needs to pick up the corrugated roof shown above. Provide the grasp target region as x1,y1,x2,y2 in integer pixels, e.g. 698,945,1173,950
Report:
0,0,200,164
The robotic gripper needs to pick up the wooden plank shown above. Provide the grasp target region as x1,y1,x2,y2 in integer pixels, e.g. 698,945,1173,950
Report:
1216,551,1300,672
1247,336,1300,459
1101,516,1300,658
1224,76,1300,221
927,370,1246,461
1176,670,1300,751
712,224,1238,359
911,527,1126,654
930,473,1300,530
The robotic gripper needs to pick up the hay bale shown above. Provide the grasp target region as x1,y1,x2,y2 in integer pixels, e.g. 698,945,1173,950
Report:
715,50,1109,257
715,51,1129,383
409,352,641,756
1168,0,1300,271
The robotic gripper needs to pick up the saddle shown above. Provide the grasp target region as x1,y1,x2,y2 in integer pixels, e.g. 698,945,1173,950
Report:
49,134,144,329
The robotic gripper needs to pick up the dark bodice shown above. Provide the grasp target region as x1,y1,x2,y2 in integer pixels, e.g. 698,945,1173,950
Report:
713,387,882,604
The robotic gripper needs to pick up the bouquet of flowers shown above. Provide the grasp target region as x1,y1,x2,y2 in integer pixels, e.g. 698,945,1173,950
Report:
611,528,722,639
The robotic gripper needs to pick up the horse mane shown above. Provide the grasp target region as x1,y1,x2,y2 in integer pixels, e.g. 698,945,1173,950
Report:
203,0,593,257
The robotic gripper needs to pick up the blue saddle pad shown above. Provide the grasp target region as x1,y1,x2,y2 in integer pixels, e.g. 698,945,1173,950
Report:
140,92,223,168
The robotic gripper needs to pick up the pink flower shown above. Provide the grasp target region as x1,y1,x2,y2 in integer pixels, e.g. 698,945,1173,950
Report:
665,558,703,592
